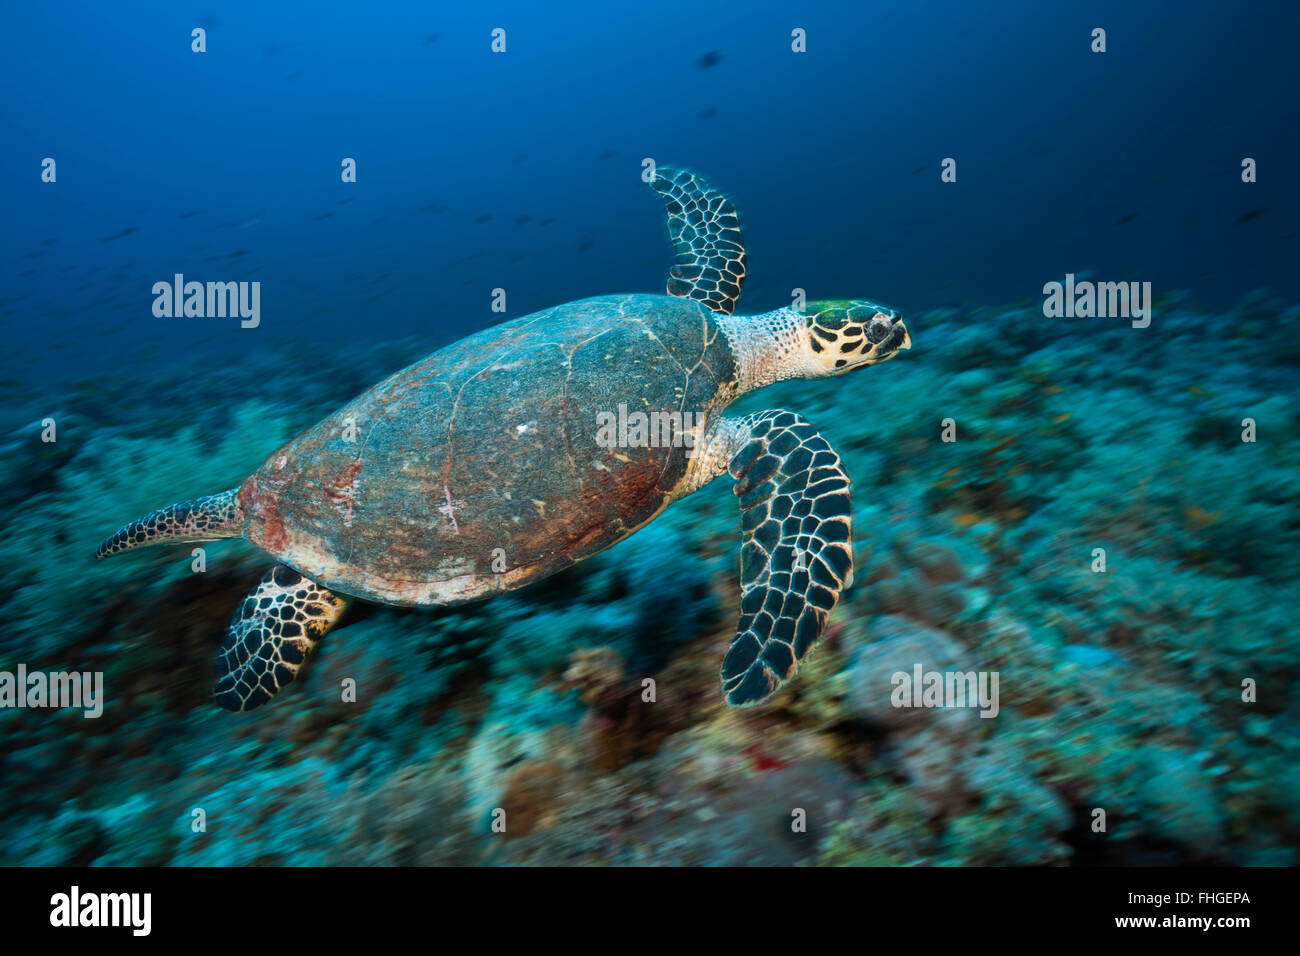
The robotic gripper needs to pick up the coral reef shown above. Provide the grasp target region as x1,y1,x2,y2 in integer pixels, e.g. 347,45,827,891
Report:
1,293,1297,866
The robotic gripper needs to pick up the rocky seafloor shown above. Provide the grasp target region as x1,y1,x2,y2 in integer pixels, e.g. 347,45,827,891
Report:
2,290,1297,866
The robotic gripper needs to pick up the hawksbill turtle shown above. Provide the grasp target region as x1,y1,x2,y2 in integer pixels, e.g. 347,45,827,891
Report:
96,166,911,712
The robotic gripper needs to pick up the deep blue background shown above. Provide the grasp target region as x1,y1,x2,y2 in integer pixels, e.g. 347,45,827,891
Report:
2,0,1296,404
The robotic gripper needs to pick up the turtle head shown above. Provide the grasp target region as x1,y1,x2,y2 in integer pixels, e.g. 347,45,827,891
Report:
800,299,910,376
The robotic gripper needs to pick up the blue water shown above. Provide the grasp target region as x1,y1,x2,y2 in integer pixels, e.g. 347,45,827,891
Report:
3,0,1296,411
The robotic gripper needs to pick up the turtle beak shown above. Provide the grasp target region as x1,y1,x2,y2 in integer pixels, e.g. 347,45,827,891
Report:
890,315,911,352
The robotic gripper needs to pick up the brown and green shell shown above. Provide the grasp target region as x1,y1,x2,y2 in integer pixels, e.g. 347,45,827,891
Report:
238,293,738,606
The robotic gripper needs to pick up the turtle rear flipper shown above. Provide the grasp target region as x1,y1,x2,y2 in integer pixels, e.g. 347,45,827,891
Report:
709,411,853,707
94,488,244,559
213,565,349,712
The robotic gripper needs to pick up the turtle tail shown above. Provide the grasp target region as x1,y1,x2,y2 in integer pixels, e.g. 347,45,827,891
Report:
94,488,246,559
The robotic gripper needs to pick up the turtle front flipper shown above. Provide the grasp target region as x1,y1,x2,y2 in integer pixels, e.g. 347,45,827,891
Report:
711,411,853,706
647,165,747,315
213,565,349,712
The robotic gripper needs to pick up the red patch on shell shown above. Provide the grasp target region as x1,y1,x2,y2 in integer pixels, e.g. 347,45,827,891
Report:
240,475,289,553
323,459,362,501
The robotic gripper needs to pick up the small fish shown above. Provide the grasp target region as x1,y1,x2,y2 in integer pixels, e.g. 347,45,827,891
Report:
513,214,532,225
538,217,555,226
419,203,448,214
473,213,493,223
39,237,57,245
262,43,281,56
1112,211,1139,226
226,249,248,258
910,165,928,175
179,210,200,218
698,107,718,119
1237,207,1263,223
422,33,439,45
198,15,221,28
697,50,724,68
598,149,616,160
99,226,138,243
576,238,595,252
315,212,333,220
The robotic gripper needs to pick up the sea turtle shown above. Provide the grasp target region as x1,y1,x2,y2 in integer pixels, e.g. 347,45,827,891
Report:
96,166,911,712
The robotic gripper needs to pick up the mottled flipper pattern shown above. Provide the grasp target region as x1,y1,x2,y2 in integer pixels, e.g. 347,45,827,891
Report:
213,565,348,712
95,488,244,559
649,165,747,315
722,411,852,706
